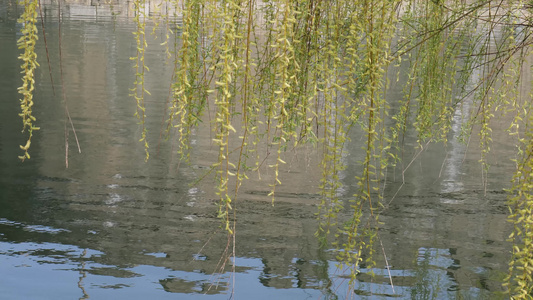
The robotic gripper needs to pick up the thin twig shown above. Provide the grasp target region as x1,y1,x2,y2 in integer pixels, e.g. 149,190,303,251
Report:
377,232,395,294
58,0,81,168
37,0,55,95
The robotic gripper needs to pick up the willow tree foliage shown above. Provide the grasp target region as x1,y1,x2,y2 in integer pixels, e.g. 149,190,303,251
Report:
16,0,533,297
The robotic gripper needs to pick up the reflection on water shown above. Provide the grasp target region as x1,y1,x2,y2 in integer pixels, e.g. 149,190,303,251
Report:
0,1,519,299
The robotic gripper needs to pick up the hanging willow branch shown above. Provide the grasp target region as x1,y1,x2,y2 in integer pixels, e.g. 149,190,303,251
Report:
17,0,40,161
131,0,150,161
505,107,533,299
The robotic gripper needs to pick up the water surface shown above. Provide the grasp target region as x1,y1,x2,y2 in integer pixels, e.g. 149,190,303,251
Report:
0,2,518,299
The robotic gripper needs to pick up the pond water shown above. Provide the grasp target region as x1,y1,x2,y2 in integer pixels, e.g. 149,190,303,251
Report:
0,2,521,299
